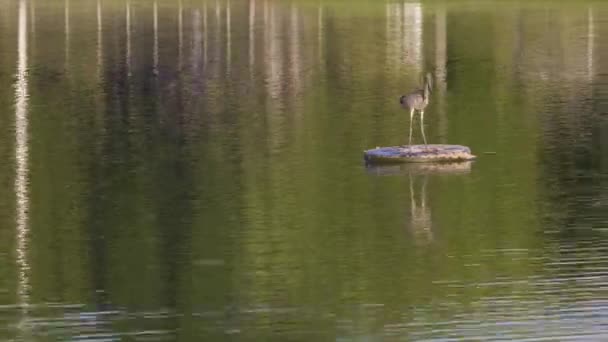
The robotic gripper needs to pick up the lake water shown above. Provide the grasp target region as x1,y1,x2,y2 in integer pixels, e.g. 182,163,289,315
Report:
1,0,608,340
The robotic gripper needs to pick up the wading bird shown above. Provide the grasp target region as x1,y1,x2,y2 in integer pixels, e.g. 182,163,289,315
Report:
400,73,433,145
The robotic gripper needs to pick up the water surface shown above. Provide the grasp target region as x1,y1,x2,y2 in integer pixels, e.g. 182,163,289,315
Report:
1,0,608,340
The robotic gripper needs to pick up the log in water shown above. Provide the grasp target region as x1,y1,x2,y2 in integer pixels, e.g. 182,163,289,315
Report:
364,144,476,164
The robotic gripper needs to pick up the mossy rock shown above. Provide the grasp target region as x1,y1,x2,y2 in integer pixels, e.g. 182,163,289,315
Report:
364,144,476,164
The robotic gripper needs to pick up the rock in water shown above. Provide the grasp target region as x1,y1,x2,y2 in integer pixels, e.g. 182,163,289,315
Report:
364,144,476,164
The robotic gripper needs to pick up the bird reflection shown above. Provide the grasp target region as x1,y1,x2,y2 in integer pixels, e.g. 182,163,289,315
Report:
366,162,472,244
409,173,433,243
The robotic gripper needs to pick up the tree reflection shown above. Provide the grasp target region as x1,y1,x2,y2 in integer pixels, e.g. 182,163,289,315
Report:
15,0,30,330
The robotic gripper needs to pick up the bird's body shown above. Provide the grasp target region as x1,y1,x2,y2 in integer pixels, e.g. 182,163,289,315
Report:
401,89,429,111
400,73,433,145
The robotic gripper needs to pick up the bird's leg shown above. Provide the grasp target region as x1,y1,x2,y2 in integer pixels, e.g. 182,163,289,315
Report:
408,108,414,145
420,110,428,146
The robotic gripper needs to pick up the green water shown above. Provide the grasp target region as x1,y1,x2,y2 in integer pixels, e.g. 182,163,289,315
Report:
1,0,608,340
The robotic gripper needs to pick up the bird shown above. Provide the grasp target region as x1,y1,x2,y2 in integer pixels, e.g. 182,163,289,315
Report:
399,73,433,145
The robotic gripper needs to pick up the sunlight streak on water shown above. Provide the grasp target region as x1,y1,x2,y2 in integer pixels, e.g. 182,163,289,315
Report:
290,4,300,97
215,0,221,74
203,2,208,65
226,0,231,74
15,0,30,325
178,0,183,70
266,1,282,103
587,7,595,81
126,0,131,77
404,3,422,69
317,4,322,63
249,0,255,73
386,2,422,74
153,1,158,74
434,6,448,142
64,0,69,67
192,8,202,77
97,0,102,77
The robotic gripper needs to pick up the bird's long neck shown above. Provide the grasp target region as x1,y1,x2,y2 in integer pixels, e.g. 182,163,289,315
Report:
423,81,431,102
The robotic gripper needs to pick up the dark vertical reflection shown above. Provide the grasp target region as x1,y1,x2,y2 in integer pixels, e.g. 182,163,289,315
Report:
535,5,601,244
